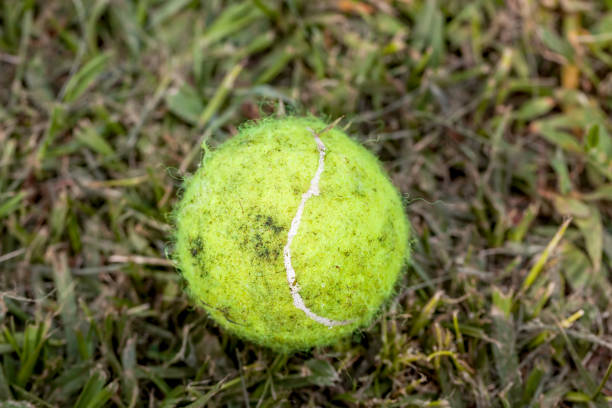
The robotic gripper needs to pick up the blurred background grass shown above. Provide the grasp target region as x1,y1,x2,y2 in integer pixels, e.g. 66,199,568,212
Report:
0,0,611,406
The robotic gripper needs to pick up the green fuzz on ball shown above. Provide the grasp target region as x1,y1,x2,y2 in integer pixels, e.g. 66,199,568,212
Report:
174,116,410,352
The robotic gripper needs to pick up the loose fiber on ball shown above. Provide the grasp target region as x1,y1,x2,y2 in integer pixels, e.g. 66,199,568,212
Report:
174,116,410,352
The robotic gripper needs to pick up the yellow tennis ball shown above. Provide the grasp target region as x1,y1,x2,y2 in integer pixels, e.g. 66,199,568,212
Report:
174,117,409,352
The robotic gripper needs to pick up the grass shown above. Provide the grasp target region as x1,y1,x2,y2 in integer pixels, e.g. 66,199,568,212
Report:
1,0,611,406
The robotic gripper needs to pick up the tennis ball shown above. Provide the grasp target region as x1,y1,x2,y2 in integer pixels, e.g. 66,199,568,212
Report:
174,116,409,352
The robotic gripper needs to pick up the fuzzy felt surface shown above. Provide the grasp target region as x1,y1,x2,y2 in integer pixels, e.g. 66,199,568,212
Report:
174,117,409,352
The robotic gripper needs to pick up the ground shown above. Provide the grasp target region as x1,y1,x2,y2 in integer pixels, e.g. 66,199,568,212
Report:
0,0,611,407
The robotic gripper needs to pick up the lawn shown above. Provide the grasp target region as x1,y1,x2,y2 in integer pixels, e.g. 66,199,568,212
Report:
0,0,611,406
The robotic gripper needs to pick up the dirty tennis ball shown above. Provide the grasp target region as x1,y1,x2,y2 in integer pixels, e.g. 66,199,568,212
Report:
174,116,409,352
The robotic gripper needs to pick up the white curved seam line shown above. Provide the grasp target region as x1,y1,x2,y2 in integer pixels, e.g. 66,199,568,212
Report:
283,127,352,328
